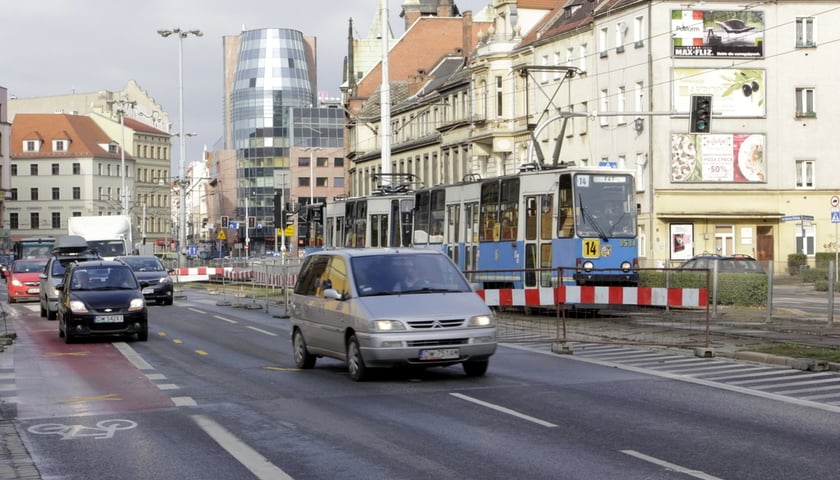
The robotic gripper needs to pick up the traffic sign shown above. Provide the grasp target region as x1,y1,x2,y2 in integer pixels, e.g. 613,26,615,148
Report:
780,215,814,222
832,196,840,208
832,211,840,224
217,230,227,240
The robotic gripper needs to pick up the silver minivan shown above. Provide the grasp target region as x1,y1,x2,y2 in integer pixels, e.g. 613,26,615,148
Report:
290,248,497,381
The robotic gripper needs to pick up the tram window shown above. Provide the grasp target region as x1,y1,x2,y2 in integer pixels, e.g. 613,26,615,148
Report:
414,191,431,244
541,195,553,240
480,181,500,241
499,179,519,241
558,176,574,238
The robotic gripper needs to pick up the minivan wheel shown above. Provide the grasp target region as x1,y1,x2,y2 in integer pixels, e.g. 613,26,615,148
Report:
293,329,316,369
347,335,368,382
463,359,489,377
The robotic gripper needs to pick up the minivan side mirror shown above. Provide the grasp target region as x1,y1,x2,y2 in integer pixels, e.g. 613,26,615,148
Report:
324,288,345,301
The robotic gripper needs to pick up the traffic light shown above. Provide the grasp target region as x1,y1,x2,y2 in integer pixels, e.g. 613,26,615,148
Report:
248,216,256,229
286,211,295,226
689,94,712,134
221,216,229,228
202,218,208,228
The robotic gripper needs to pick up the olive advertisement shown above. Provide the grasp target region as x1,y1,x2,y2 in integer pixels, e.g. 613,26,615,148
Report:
674,68,765,118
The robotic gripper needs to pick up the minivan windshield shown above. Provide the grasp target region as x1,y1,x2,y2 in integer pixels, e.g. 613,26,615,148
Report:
352,254,471,297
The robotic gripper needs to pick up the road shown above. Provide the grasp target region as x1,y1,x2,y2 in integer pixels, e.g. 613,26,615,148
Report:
2,288,840,479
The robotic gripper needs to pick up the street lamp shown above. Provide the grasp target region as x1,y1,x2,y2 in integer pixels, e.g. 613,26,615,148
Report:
112,98,136,215
158,27,202,268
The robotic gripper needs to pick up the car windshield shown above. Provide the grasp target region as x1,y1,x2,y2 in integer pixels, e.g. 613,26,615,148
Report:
71,267,137,291
121,257,165,272
351,254,471,297
13,260,47,273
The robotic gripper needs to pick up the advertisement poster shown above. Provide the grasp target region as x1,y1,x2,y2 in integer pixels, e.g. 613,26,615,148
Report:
673,68,765,117
671,133,765,183
670,224,694,260
672,9,764,58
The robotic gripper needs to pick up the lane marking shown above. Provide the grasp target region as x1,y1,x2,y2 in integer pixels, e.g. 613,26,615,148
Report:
263,366,300,372
156,384,179,391
246,326,277,336
173,396,197,407
195,350,209,356
113,342,154,370
214,315,237,324
173,339,183,344
621,450,723,480
450,393,557,428
192,414,293,480
187,307,207,314
62,393,122,403
47,351,89,357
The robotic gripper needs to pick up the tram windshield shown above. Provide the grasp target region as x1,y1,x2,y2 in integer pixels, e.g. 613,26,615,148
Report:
574,173,636,239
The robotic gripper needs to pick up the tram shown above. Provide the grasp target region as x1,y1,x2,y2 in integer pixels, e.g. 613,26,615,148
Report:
412,164,639,288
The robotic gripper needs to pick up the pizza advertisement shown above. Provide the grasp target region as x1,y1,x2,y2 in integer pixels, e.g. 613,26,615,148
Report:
670,133,766,183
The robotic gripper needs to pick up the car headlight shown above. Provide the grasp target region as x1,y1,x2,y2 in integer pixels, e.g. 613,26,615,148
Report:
69,300,88,313
160,276,173,284
468,314,495,327
375,319,406,331
11,279,23,287
128,298,146,312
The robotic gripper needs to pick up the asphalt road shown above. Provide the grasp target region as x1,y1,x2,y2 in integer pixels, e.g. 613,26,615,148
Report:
1,286,840,479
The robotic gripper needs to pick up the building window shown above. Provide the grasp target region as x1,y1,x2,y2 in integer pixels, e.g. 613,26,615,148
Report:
334,176,345,187
53,140,66,152
30,212,39,230
9,213,19,229
495,76,504,117
795,87,815,117
52,163,60,175
599,26,609,56
52,187,60,200
298,156,310,167
795,160,815,189
580,101,589,135
599,90,609,127
24,140,38,152
51,212,61,229
796,17,815,47
73,187,81,200
73,163,80,175
634,15,645,46
566,47,574,68
617,86,626,125
796,224,816,256
30,188,38,201
10,164,17,176
316,177,328,187
334,157,344,167
10,188,17,200
30,164,38,175
316,157,328,167
579,44,587,73
298,177,311,187
566,105,575,137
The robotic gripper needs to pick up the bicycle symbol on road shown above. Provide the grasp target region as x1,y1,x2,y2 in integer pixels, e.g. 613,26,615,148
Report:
28,419,137,440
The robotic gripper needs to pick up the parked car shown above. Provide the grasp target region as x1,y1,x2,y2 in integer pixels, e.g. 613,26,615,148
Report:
39,235,101,320
6,258,48,303
678,254,765,273
57,259,148,343
290,248,497,381
115,255,174,305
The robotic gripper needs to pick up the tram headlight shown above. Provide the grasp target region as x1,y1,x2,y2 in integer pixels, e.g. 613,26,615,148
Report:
582,261,595,272
620,261,632,272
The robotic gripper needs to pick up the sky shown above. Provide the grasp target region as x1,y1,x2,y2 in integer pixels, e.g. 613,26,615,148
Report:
2,0,490,168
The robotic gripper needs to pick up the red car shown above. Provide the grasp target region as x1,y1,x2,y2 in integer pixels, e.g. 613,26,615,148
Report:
6,258,48,303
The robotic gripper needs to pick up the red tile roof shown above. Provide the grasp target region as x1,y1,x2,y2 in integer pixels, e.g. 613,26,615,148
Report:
11,113,123,160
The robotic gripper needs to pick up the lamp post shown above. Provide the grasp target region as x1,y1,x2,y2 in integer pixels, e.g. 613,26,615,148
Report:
158,27,202,268
112,98,136,215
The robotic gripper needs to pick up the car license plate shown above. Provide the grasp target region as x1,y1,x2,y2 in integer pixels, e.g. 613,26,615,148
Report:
94,315,124,324
419,348,459,361
27,288,40,294
142,287,154,294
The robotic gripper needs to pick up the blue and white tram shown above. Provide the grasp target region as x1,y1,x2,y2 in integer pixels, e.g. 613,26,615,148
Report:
412,165,639,288
320,193,414,250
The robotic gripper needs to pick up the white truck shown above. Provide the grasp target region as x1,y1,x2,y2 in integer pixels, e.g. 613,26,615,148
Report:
67,215,137,259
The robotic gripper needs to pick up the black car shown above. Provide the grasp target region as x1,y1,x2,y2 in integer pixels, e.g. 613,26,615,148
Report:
679,254,765,273
57,260,149,343
115,255,174,305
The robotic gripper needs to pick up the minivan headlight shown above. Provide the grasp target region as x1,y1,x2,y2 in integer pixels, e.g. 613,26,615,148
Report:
375,319,406,331
468,315,494,327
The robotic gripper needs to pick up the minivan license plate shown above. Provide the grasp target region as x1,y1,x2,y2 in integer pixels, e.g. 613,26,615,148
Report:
419,348,459,361
94,315,124,324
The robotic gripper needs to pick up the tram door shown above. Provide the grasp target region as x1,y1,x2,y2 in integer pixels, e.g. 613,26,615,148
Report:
464,201,479,272
446,204,460,266
524,194,554,288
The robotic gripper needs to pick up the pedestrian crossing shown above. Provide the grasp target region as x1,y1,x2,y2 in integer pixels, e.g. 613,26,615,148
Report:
550,343,840,407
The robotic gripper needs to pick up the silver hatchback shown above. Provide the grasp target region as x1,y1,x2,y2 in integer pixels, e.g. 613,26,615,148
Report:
290,248,497,381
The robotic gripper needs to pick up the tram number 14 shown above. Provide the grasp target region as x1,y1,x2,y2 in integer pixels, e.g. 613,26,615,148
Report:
583,239,600,258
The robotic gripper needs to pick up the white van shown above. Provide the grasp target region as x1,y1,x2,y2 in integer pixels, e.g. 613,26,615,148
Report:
290,248,497,381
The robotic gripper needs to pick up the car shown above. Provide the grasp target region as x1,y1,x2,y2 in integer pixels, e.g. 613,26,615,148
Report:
679,254,765,273
39,235,101,320
57,259,149,344
115,255,174,305
290,248,497,381
6,258,48,303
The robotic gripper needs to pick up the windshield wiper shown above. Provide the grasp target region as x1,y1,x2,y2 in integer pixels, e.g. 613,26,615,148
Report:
578,194,609,240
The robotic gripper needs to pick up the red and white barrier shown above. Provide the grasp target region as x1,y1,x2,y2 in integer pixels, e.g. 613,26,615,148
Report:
478,286,707,308
173,267,297,287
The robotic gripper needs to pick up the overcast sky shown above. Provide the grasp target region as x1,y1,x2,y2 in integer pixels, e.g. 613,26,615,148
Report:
2,0,489,167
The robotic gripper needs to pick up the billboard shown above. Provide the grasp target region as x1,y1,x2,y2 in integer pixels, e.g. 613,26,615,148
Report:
672,10,764,58
674,68,765,117
671,133,765,183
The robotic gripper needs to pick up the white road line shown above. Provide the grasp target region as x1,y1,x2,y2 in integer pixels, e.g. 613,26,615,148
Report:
214,315,237,324
113,342,154,370
450,393,557,427
192,414,293,480
246,326,278,336
172,397,197,407
621,450,723,480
